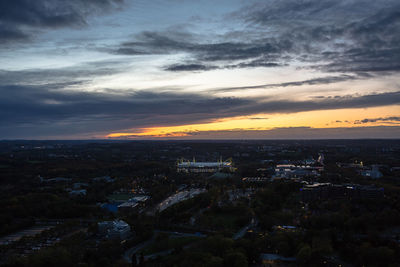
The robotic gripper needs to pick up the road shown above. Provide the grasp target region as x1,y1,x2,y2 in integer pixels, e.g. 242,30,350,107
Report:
123,236,155,263
233,218,257,240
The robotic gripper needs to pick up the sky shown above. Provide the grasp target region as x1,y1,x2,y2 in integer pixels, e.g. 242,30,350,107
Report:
0,0,399,139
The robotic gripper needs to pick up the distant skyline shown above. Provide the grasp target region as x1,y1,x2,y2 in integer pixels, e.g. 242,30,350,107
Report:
1,0,399,139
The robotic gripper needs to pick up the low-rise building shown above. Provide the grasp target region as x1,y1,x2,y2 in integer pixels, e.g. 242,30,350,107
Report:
361,165,383,179
73,182,89,189
117,201,139,212
177,159,235,173
42,177,72,183
274,164,323,178
93,176,115,183
260,253,296,265
337,162,364,168
158,188,206,212
98,220,131,240
69,189,87,196
300,183,384,202
242,177,270,183
117,195,150,212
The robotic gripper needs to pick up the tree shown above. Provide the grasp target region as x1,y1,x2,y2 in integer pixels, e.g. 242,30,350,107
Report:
296,244,312,263
131,253,137,267
357,243,396,266
224,251,248,267
201,236,234,257
311,236,332,258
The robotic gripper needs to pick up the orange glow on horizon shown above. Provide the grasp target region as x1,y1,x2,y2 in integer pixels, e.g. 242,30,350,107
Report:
106,105,400,138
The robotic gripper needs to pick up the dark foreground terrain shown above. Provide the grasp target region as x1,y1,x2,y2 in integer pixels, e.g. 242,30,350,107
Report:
0,139,399,266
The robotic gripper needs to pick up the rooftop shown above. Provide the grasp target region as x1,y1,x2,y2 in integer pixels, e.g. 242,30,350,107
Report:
177,161,231,168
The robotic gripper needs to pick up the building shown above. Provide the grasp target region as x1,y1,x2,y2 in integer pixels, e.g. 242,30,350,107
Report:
300,183,384,202
158,188,206,212
351,185,385,199
69,189,87,196
177,158,235,173
273,225,297,231
337,162,363,168
98,220,131,240
317,153,325,165
93,176,115,183
42,177,72,183
274,164,323,178
300,183,345,202
73,182,89,189
129,195,151,204
260,253,296,265
337,162,383,179
242,177,270,183
361,165,383,179
117,201,139,212
117,195,150,212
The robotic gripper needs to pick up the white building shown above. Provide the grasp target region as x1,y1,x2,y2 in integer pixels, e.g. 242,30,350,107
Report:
118,195,151,211
177,158,234,173
274,164,323,178
158,188,206,212
98,220,131,240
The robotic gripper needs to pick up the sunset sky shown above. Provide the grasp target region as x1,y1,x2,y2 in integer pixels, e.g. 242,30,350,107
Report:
1,0,399,139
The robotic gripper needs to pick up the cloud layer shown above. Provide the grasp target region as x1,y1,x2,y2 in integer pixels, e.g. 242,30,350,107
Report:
105,0,400,75
1,0,399,139
0,0,123,44
1,73,399,138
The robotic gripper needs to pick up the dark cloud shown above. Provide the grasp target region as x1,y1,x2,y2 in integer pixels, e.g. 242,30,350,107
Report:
0,0,123,44
354,116,400,124
0,83,252,138
0,24,29,44
321,48,400,73
0,59,129,85
164,64,218,72
113,31,293,69
234,0,341,24
228,61,281,69
0,70,399,138
212,74,361,93
1,0,400,139
112,0,400,74
197,41,292,62
128,30,290,72
296,8,400,73
164,60,281,72
236,91,400,115
234,0,400,73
